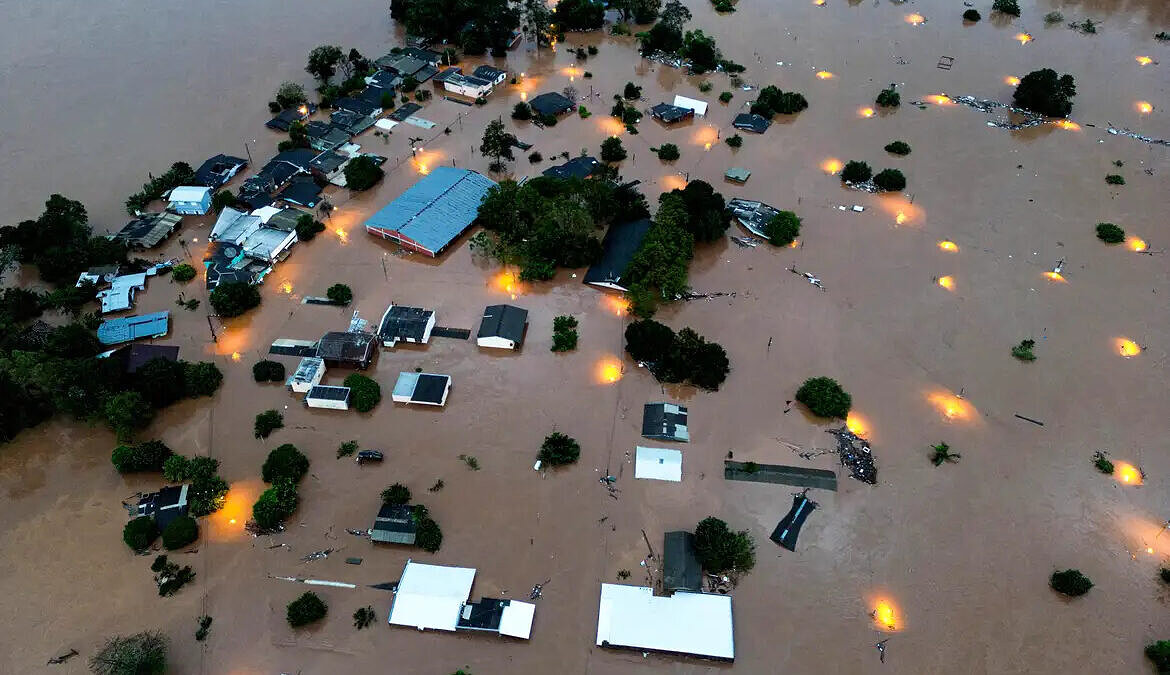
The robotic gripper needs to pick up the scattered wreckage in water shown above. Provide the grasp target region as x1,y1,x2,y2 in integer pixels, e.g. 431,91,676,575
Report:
728,198,781,238
826,427,877,484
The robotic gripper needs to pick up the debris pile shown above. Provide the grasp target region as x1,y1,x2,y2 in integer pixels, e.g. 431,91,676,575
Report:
1106,126,1170,147
826,427,877,484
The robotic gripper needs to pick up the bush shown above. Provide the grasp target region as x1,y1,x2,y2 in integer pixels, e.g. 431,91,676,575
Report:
1013,68,1077,117
1044,11,1063,24
725,134,743,148
1147,641,1170,673
601,137,627,162
625,319,676,363
253,360,286,382
763,211,801,247
210,281,261,317
578,105,591,118
268,101,282,113
337,440,358,458
655,143,680,161
184,362,223,397
1050,569,1093,597
993,0,1020,17
539,432,581,466
105,391,154,441
171,263,196,282
528,151,543,163
123,516,160,552
295,214,326,241
884,140,911,156
382,483,411,505
90,631,168,675
872,168,907,192
511,102,532,120
1105,174,1125,185
253,478,299,529
623,81,642,100
875,87,900,108
698,80,713,92
275,81,308,109
162,455,190,482
162,514,199,550
262,444,310,484
624,320,729,390
254,410,284,439
343,373,381,412
354,606,377,630
552,315,579,352
1095,222,1125,243
719,91,733,103
1011,339,1036,361
326,283,353,305
841,160,872,183
287,591,328,627
796,376,852,418
111,440,172,474
344,156,384,191
693,516,756,573
196,615,213,641
963,9,981,21
750,85,808,118
415,512,444,552
1094,454,1114,474
539,112,558,126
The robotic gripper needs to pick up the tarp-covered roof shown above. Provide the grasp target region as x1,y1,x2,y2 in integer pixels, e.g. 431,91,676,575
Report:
364,167,496,255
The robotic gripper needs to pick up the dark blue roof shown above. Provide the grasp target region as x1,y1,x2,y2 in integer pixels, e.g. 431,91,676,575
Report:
363,167,496,255
279,175,322,207
583,219,652,289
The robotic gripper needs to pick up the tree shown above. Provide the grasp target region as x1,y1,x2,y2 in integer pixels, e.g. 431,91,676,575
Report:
287,591,328,627
133,357,188,408
511,102,532,120
326,283,353,305
750,86,808,118
1050,569,1093,597
1012,68,1076,117
123,516,160,552
306,45,344,84
89,631,167,675
655,143,680,161
382,483,412,505
624,319,676,363
105,391,154,441
254,410,284,439
539,432,581,465
184,362,223,397
209,280,261,317
163,455,190,482
555,0,605,31
613,0,661,23
415,510,444,552
1146,641,1170,673
669,328,730,390
884,140,911,156
1011,339,1036,361
522,0,554,46
1095,222,1125,243
112,440,172,474
601,137,627,162
623,81,642,100
343,373,381,412
1105,174,1125,185
638,21,684,54
354,606,377,629
763,211,801,247
162,514,199,550
253,478,299,529
344,156,385,191
992,0,1020,17
552,315,579,352
656,180,728,242
795,376,852,418
275,81,308,109
0,287,44,323
725,134,743,148
262,444,310,484
963,8,981,21
480,119,517,173
295,214,326,241
875,86,900,108
624,222,694,307
693,516,756,573
660,0,691,29
840,160,872,184
872,168,906,192
679,29,719,73
253,360,286,382
171,263,196,282
930,441,961,466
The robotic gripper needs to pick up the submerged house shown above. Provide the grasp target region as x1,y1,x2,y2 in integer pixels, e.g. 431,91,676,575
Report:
166,186,212,215
113,212,182,249
472,65,507,86
583,219,651,292
104,343,180,374
370,503,417,545
388,560,535,639
136,484,190,530
727,198,781,238
650,103,694,124
529,92,574,118
662,531,702,593
443,73,494,99
634,446,683,482
732,113,771,134
642,402,689,442
541,156,600,180
265,104,314,132
476,304,527,350
392,372,451,406
363,167,496,257
194,154,247,189
286,356,326,393
97,311,170,345
210,207,296,264
316,331,376,369
202,241,270,289
306,384,350,410
595,584,734,660
97,273,148,313
378,304,436,347
304,121,351,152
672,95,708,117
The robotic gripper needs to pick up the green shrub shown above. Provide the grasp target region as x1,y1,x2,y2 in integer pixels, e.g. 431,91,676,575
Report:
296,214,326,241
209,281,261,317
963,9,981,21
884,141,911,156
875,87,900,108
993,0,1020,17
262,444,310,484
90,631,168,675
1147,641,1170,673
872,168,906,192
1161,568,1170,584
326,283,353,305
415,512,444,552
1093,454,1114,474
123,516,160,551
528,151,543,163
185,362,223,397
171,263,196,283
796,376,852,418
1095,222,1125,243
693,516,756,573
105,391,154,441
343,373,381,412
719,91,733,103
763,211,801,247
930,441,960,466
698,80,714,92
112,440,172,473
655,143,680,161
1043,11,1063,24
252,360,286,382
578,105,591,118
512,102,532,120
552,315,579,352
337,440,358,458
623,81,642,100
254,410,283,439
539,432,581,466
841,160,872,183
382,483,412,505
601,136,627,162
287,591,328,627
1050,569,1093,596
1013,68,1077,117
162,514,199,550
252,478,299,529
539,112,558,126
725,134,743,148
195,615,213,641
344,156,384,191
1105,174,1125,185
750,85,808,118
1011,339,1036,361
353,606,376,629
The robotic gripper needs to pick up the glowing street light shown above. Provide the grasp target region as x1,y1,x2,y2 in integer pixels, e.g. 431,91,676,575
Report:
1114,462,1143,485
821,158,843,174
938,240,958,252
1015,32,1033,45
1117,338,1141,357
1137,101,1153,114
816,70,834,80
872,599,899,630
1136,56,1153,66
905,13,925,25
1127,236,1147,252
937,275,955,290
859,107,875,118
1005,76,1021,86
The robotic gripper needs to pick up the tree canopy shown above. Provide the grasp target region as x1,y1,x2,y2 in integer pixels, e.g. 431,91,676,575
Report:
344,156,384,191
623,320,730,389
253,478,299,529
795,376,852,418
343,373,382,412
112,440,172,474
750,86,809,118
89,631,168,675
287,591,328,627
480,118,517,172
655,180,728,242
693,516,756,573
123,516,159,552
162,514,199,550
210,281,261,317
397,0,520,53
539,432,582,466
382,483,412,505
555,0,606,31
1013,68,1077,117
0,194,127,286
872,168,907,192
326,283,353,305
306,45,344,83
763,211,801,247
262,444,310,484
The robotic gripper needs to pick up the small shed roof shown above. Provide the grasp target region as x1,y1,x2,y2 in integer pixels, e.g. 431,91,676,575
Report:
371,503,418,544
477,304,528,343
169,186,211,203
662,531,702,592
307,384,350,401
672,95,708,117
379,305,434,342
316,331,376,366
541,156,600,180
732,113,771,134
634,446,682,482
596,584,734,660
724,167,751,183
389,561,477,631
434,67,463,83
288,356,325,384
114,212,182,249
195,154,247,188
650,103,693,123
473,65,506,81
363,167,496,256
393,372,451,405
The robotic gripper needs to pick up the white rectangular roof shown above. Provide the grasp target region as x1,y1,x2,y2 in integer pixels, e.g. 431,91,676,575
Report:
389,561,476,631
596,584,734,659
169,186,211,202
635,446,682,482
673,95,708,117
499,601,537,639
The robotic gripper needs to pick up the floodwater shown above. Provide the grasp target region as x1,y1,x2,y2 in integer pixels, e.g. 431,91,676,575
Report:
2,0,1169,673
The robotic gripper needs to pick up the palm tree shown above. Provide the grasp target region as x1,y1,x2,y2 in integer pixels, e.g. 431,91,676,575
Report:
930,442,960,466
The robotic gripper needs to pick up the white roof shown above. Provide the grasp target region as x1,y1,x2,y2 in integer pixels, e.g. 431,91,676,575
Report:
673,95,708,117
596,584,734,659
389,561,477,631
168,186,211,202
498,601,537,639
375,119,399,131
251,205,283,223
634,446,682,482
97,273,148,313
242,227,295,260
211,207,262,244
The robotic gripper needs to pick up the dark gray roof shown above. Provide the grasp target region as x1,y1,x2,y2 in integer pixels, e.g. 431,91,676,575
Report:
663,531,702,592
650,103,693,124
477,304,528,344
367,71,402,89
272,149,318,172
330,109,376,135
334,97,379,117
642,402,689,442
388,103,422,121
316,331,376,367
434,67,462,83
202,241,268,289
456,598,510,631
541,156,600,180
354,86,391,108
472,65,506,81
583,219,652,290
264,208,304,232
402,46,441,64
278,175,322,208
371,503,417,544
379,305,433,341
137,484,189,531
113,212,182,249
733,113,771,134
265,105,313,131
529,92,574,117
194,154,247,189
115,344,180,373
307,384,350,401
413,374,449,404
309,150,347,175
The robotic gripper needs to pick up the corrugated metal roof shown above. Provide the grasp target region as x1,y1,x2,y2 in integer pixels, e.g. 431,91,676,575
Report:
97,311,170,345
364,167,496,255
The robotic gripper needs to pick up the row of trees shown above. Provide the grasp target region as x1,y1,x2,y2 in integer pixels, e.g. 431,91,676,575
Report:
125,162,197,215
624,319,731,390
391,0,520,55
634,2,743,74
253,444,310,530
840,161,907,192
0,195,127,287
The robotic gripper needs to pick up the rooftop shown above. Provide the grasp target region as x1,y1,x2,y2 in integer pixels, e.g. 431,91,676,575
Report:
363,167,496,256
392,372,451,406
634,446,683,482
278,175,322,208
97,311,169,345
194,154,247,189
307,384,350,401
379,305,434,342
211,207,262,244
662,531,702,592
541,156,600,180
727,198,782,238
472,65,506,81
583,219,652,291
529,92,574,117
168,186,211,203
113,212,183,249
672,95,708,117
371,503,417,544
108,343,180,373
388,561,477,631
316,331,376,366
642,402,689,442
596,584,734,660
650,103,694,123
477,304,528,344
732,113,771,134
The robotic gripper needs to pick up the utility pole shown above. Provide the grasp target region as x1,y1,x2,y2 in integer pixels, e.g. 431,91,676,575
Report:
206,315,218,343
243,139,254,166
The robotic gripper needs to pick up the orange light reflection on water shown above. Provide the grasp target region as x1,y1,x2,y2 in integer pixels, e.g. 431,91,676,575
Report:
1114,462,1143,486
821,158,843,175
209,480,262,541
1042,271,1067,283
859,107,875,118
1006,76,1021,86
905,13,925,25
597,358,623,384
1136,56,1153,66
662,174,688,191
872,598,901,631
845,412,869,438
1015,32,1033,44
1117,338,1141,357
816,71,834,80
1137,101,1153,114
927,390,976,421
1127,236,1147,252
1054,120,1081,131
603,295,631,316
937,275,955,290
938,240,958,252
493,269,523,299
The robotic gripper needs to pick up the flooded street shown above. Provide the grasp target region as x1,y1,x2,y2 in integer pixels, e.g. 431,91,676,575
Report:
2,0,1169,673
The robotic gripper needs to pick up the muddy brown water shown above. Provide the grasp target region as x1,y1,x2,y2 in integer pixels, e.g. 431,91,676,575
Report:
2,0,1169,673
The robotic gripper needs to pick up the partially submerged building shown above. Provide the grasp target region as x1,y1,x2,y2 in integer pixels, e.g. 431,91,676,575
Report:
265,104,313,132
583,219,651,292
672,95,708,117
370,503,417,545
97,273,148,313
210,207,297,265
286,356,326,393
650,103,695,124
443,72,494,99
392,372,451,406
194,154,247,189
363,167,496,257
472,65,507,86
727,198,781,238
305,121,352,152
476,304,527,350
642,402,689,442
724,167,751,184
634,446,683,482
388,560,535,639
135,484,190,530
113,212,183,249
306,384,351,410
378,305,436,347
541,156,601,180
202,241,270,289
98,311,169,345
529,92,574,117
595,584,734,660
316,331,376,369
103,343,180,374
732,113,771,134
166,186,212,215
662,531,702,593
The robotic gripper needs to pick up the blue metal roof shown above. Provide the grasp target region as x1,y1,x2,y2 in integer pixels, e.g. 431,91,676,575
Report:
97,311,170,345
364,167,496,255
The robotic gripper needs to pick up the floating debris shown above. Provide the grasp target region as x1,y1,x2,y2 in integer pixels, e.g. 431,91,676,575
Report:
730,236,762,248
826,427,877,484
301,548,336,562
